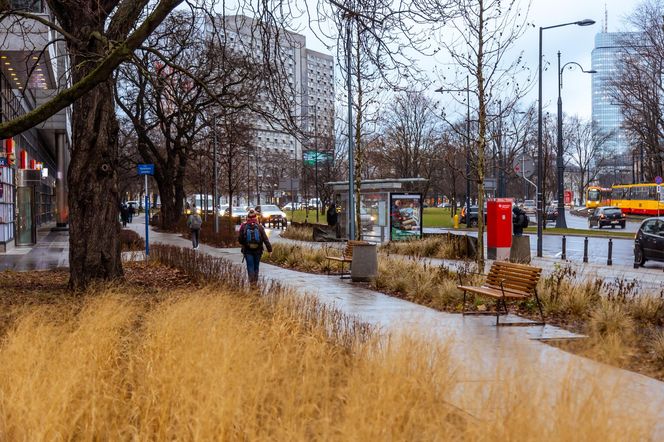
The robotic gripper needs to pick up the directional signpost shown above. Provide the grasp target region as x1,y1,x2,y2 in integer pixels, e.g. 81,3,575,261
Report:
137,164,155,257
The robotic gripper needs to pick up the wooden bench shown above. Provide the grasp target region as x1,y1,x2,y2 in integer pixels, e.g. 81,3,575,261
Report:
326,240,365,278
457,261,545,326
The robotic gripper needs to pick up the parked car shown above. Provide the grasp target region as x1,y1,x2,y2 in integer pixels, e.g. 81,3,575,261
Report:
437,202,451,208
223,206,247,224
307,198,322,209
281,202,303,211
588,206,626,229
634,217,664,268
255,204,287,227
545,206,558,223
460,206,486,227
521,200,536,215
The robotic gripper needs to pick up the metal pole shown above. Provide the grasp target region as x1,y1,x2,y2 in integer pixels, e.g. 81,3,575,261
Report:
466,75,471,212
314,107,319,223
145,174,149,257
607,238,613,266
561,235,566,260
537,26,544,257
583,236,588,263
498,100,504,197
213,116,219,234
346,19,356,240
556,51,567,228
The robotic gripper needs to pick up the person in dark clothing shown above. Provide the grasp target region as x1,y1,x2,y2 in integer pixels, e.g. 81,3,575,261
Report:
512,205,528,236
238,208,272,285
127,204,135,223
187,206,203,249
120,204,129,228
326,204,338,227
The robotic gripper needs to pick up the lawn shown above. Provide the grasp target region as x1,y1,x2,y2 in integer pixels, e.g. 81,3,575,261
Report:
286,207,455,228
524,226,636,238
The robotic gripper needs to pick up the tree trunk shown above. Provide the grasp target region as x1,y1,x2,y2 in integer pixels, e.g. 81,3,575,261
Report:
68,76,123,289
158,179,184,230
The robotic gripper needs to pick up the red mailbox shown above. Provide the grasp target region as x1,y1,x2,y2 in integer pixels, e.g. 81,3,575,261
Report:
487,198,513,261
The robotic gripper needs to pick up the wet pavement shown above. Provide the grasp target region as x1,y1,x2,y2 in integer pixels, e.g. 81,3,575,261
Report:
0,227,69,271
128,219,664,434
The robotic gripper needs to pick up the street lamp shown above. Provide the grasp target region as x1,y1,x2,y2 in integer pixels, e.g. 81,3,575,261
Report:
556,51,596,228
435,75,471,215
538,18,594,257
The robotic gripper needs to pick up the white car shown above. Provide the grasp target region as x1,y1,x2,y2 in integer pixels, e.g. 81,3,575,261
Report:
256,204,288,226
521,200,536,215
281,202,303,211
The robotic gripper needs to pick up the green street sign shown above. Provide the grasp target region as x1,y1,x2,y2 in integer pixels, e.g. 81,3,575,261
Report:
303,151,331,166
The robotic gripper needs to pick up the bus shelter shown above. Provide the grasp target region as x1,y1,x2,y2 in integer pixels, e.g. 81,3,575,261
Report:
327,178,427,243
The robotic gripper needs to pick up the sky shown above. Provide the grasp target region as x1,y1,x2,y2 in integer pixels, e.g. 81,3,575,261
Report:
295,0,639,121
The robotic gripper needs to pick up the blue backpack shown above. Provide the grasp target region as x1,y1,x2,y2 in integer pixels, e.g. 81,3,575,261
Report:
245,224,261,250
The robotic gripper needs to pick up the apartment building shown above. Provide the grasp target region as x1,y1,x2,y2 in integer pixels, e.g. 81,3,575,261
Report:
0,0,71,251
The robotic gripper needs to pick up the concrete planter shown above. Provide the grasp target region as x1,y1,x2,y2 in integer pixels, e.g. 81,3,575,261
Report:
351,243,378,282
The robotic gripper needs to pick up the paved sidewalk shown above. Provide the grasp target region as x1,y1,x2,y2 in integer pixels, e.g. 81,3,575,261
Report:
0,228,69,271
130,219,664,435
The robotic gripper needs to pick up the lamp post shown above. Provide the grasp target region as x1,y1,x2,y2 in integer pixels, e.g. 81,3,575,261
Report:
556,51,596,228
538,19,594,257
435,75,471,214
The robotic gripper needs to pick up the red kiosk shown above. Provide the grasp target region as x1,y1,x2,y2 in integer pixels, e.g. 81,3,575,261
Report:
487,198,513,261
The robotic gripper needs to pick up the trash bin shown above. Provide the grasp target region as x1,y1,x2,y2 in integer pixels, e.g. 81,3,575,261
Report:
351,242,378,282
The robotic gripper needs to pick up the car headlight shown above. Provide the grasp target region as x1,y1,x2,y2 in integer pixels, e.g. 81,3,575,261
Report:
371,215,376,221
196,208,202,215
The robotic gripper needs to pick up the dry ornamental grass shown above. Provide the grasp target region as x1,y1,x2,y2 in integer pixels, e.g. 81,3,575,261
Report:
0,247,657,440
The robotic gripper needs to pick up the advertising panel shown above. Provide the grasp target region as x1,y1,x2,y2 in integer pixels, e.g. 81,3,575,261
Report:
389,193,423,241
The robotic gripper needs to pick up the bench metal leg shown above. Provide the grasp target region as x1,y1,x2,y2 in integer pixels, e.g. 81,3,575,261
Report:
534,290,545,324
462,290,467,315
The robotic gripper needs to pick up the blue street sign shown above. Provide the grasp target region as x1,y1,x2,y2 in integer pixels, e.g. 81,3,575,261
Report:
655,176,663,185
137,164,155,175
0,157,7,167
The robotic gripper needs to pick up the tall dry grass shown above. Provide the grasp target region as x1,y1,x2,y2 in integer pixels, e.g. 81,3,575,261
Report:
0,249,657,439
380,235,473,260
281,225,314,241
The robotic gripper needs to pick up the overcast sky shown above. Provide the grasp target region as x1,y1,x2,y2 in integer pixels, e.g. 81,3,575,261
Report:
297,0,639,121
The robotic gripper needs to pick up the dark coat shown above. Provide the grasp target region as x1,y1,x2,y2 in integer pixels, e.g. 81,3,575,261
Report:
326,206,338,226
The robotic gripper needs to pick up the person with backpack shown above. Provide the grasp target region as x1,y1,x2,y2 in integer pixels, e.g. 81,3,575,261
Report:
238,208,272,285
187,206,203,249
512,205,529,236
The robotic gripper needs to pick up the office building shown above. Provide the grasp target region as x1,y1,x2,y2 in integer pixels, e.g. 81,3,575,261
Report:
212,15,335,160
0,1,71,251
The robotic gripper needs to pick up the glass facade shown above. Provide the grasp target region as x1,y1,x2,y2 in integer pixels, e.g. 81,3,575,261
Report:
591,32,642,154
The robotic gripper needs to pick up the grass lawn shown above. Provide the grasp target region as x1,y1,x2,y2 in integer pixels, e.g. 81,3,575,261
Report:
524,226,635,238
286,208,327,224
422,207,455,228
286,207,455,228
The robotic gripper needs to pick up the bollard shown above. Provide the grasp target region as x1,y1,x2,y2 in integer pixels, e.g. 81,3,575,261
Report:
583,237,588,263
561,235,566,260
453,214,460,229
607,238,613,266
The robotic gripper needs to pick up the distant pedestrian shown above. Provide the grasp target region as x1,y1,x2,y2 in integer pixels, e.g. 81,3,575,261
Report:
128,204,135,223
238,208,272,285
120,203,129,228
187,206,203,249
326,204,338,227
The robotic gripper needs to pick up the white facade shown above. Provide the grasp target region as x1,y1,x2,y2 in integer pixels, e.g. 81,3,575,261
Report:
212,15,334,161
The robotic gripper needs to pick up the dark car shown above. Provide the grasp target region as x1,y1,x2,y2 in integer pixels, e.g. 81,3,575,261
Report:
588,206,626,229
460,206,486,227
545,206,558,223
634,217,664,268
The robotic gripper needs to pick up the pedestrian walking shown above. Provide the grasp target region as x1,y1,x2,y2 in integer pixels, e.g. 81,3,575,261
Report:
187,206,203,249
120,203,129,228
326,204,338,227
238,208,272,285
128,203,135,223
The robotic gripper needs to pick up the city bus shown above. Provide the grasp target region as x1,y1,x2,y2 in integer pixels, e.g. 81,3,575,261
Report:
585,186,612,209
610,183,664,215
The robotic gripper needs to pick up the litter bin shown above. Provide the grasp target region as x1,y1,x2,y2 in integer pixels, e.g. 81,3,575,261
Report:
351,242,378,282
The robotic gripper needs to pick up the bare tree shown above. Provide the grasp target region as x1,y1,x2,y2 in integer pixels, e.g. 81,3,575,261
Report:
610,0,664,180
566,117,613,202
432,0,533,265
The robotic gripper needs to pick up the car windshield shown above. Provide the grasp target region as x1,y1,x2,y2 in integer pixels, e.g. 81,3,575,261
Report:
603,208,622,215
523,200,535,207
261,205,280,211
